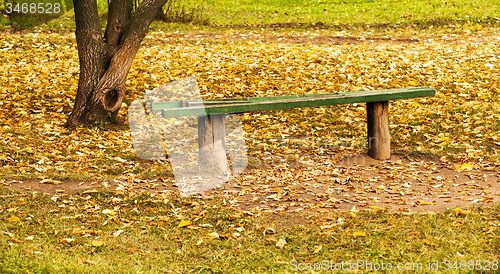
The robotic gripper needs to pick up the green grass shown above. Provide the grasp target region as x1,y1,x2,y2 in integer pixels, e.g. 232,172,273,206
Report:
208,0,500,28
1,0,499,31
0,187,499,273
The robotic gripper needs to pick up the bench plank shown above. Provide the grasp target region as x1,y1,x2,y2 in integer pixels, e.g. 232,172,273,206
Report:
154,87,435,118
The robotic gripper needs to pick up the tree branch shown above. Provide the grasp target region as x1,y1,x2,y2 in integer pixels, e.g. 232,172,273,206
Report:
121,0,169,44
104,0,133,57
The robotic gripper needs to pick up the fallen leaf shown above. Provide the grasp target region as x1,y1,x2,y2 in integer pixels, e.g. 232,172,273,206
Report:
101,209,116,215
275,259,289,265
91,240,105,247
178,220,192,228
266,237,277,243
460,163,475,170
276,238,287,248
264,227,276,234
2,231,15,238
60,238,75,244
111,230,123,237
26,250,42,255
353,231,368,237
313,245,323,253
7,216,20,222
40,179,63,185
207,232,219,238
457,210,471,216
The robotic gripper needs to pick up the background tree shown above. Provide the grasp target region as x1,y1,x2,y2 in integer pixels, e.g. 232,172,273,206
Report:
65,0,168,128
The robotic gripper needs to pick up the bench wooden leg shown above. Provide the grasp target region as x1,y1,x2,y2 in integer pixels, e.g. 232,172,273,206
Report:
366,101,390,160
198,114,229,174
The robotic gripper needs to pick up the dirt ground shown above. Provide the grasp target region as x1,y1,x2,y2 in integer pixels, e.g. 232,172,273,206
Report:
5,152,500,214
155,31,420,45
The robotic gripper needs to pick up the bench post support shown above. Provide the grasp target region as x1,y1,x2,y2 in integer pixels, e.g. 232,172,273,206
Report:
198,114,229,174
366,101,390,160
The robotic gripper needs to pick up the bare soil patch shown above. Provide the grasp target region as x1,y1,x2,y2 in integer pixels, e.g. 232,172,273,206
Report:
152,31,419,45
5,153,499,214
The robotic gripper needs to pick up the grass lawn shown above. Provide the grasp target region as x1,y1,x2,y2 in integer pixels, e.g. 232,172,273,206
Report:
1,187,499,273
208,0,499,28
0,0,500,272
2,0,499,31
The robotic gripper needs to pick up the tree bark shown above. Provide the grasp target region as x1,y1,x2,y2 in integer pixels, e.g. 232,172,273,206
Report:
366,101,391,160
198,115,230,175
65,0,168,128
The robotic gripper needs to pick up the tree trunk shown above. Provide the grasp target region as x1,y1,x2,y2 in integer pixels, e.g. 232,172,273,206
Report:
65,0,168,128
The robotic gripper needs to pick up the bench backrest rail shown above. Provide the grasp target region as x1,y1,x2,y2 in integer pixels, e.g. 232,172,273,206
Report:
151,87,435,118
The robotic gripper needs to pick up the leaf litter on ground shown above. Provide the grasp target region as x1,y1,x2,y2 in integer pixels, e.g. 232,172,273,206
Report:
0,29,500,214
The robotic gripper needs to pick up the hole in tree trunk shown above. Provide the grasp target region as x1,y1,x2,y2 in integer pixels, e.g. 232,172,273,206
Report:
103,88,124,111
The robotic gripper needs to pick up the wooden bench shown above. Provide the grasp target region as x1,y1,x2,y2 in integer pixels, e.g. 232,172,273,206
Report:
149,87,435,174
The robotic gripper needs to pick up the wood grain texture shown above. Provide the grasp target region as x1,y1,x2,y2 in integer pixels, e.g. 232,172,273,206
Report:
367,101,390,160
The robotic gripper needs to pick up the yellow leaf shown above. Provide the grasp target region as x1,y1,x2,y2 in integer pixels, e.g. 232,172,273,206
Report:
11,237,24,243
196,239,204,245
369,206,379,210
2,231,15,238
353,231,368,237
457,210,471,216
349,212,357,217
8,216,20,222
437,137,450,143
207,232,219,238
265,227,276,234
327,198,340,203
26,250,42,255
460,163,475,170
111,230,123,237
91,240,105,247
313,245,323,254
60,238,75,244
276,238,287,249
101,209,116,215
178,220,192,228
40,179,62,185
